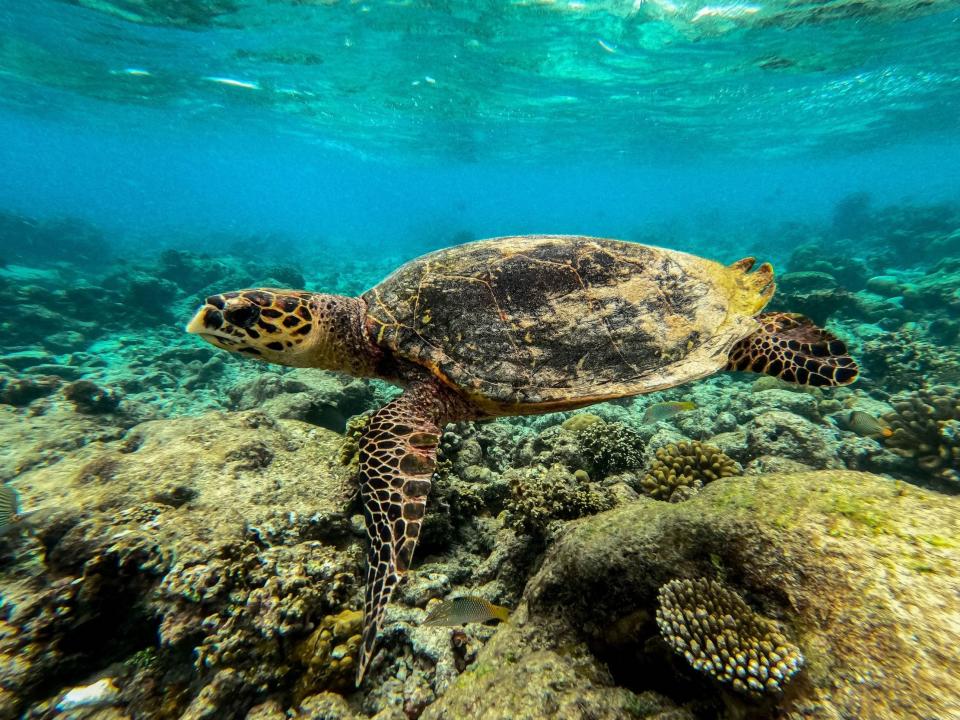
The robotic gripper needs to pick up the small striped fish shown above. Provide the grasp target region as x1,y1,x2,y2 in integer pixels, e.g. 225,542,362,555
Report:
0,485,20,534
423,596,510,627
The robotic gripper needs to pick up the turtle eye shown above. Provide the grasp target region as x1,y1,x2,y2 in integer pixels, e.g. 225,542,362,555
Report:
224,303,260,328
202,309,223,330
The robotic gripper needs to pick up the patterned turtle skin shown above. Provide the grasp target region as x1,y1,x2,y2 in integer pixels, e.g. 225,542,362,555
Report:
186,234,859,687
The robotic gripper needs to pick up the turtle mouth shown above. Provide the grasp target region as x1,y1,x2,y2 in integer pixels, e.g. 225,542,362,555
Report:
197,332,238,346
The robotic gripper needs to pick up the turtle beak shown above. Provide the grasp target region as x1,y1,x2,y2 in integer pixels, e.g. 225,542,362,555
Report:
185,302,237,348
186,305,220,335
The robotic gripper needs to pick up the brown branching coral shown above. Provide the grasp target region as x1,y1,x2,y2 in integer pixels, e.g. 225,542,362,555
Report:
656,578,804,697
503,463,615,538
640,442,741,501
883,384,960,489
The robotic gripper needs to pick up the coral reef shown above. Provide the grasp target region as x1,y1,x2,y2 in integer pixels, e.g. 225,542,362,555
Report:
883,384,960,490
860,327,960,390
503,464,615,539
655,577,803,697
291,609,363,701
575,419,645,478
640,441,740,501
2,200,960,719
432,471,960,720
0,410,360,719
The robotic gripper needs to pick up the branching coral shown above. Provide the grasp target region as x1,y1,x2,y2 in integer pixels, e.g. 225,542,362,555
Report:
883,384,960,489
656,578,804,697
575,420,645,478
640,442,740,501
503,463,615,538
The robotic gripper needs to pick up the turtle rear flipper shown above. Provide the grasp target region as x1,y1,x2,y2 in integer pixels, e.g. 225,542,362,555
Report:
726,312,858,387
355,380,469,685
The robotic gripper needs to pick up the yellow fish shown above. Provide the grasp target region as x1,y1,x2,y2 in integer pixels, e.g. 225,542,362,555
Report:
642,401,696,424
847,411,893,438
422,597,510,627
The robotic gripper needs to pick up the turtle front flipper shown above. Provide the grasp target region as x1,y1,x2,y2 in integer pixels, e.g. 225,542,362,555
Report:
726,312,859,387
355,381,470,685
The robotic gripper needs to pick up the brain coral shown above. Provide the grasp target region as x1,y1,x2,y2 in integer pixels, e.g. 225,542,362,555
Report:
640,441,740,501
656,577,804,697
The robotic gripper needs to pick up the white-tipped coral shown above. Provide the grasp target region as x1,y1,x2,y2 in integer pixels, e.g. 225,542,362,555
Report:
655,577,803,697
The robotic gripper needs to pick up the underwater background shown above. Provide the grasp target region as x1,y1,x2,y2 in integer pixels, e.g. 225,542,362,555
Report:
1,1,960,719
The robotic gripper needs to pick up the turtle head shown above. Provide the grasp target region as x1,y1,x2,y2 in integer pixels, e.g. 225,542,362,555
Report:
187,289,376,375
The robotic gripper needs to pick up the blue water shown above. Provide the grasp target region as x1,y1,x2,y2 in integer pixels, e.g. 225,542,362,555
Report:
2,2,960,717
2,1,959,262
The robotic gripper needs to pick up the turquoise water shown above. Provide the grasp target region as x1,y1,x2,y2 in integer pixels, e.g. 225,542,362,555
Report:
1,2,959,718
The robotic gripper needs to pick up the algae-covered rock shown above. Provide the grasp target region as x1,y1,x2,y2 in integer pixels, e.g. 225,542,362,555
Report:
421,648,664,720
432,471,960,720
0,410,360,719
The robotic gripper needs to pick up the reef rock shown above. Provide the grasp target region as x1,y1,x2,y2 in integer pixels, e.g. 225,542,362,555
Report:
428,471,960,720
0,410,359,720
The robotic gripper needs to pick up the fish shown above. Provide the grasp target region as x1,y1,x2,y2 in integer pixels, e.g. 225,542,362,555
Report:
0,485,44,537
642,401,696,424
422,597,510,627
0,485,20,535
847,411,893,438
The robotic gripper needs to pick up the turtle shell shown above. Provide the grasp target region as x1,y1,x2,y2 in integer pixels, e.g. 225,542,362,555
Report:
362,235,773,415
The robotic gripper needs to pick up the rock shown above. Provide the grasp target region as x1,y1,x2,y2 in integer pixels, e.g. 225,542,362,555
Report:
778,270,839,293
0,350,50,370
63,379,122,413
865,275,902,297
229,370,376,433
739,388,820,421
745,410,842,468
24,363,83,381
433,472,960,720
421,649,655,720
293,692,358,719
43,330,87,354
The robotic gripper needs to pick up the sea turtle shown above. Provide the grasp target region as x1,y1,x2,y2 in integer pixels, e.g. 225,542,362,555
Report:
186,235,858,683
